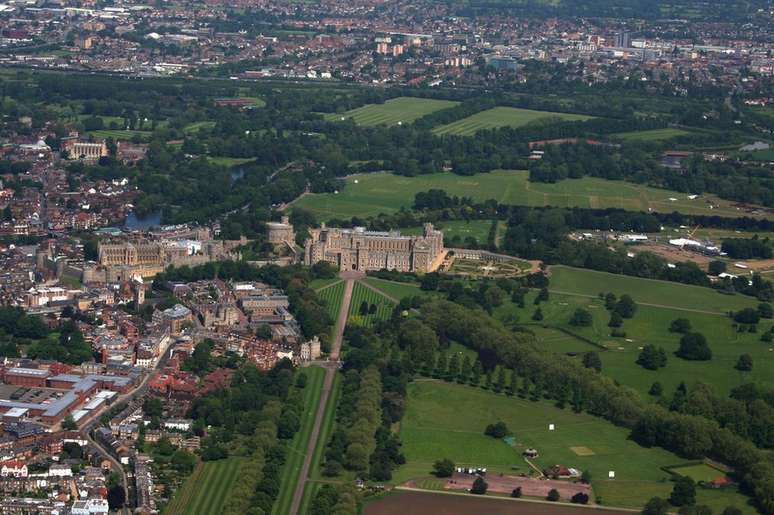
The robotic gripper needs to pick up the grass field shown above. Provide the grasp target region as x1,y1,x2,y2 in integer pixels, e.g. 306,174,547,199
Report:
299,373,343,515
87,129,151,141
669,463,726,483
743,149,774,162
348,281,395,327
206,156,256,167
183,121,216,134
325,97,459,126
293,170,757,221
361,277,425,301
272,367,326,515
402,220,494,246
612,128,694,141
432,107,593,136
164,457,244,515
397,380,753,512
496,266,770,396
317,280,345,321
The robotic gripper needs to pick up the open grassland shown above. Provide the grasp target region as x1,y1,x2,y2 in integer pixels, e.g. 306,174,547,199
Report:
432,107,593,136
316,280,345,321
310,277,343,291
272,367,326,515
206,156,256,167
669,463,726,483
164,457,244,515
347,281,395,327
494,266,769,396
299,373,343,515
402,220,494,246
325,97,459,126
183,121,216,134
87,129,151,141
293,170,757,221
397,380,753,512
361,277,424,301
612,127,694,141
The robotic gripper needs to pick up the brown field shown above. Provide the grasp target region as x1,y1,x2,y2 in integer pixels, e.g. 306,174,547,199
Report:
570,446,595,457
444,472,591,500
366,490,632,515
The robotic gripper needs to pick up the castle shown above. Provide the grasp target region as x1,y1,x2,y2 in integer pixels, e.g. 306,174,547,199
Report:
304,223,445,273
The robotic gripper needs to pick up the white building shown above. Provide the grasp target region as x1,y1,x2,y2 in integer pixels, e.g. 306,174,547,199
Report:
71,498,109,515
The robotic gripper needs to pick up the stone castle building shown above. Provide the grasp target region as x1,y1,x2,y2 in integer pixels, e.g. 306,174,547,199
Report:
304,223,445,273
266,216,295,245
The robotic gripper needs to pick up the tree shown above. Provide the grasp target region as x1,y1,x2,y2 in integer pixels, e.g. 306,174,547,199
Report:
471,476,488,495
511,487,522,498
649,382,663,396
643,496,670,515
570,308,593,327
433,458,455,478
608,312,623,328
582,351,602,372
615,294,637,318
107,484,126,510
670,476,696,506
62,413,77,430
759,303,773,319
359,301,369,316
722,507,743,515
670,318,692,333
708,260,726,276
547,489,560,501
535,287,549,304
637,345,668,370
532,307,544,321
581,470,592,483
256,324,272,339
572,492,590,504
735,354,753,372
734,308,760,325
484,421,509,438
676,333,712,361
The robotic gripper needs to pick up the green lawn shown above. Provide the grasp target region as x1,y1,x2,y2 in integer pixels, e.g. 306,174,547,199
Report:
317,280,345,321
613,128,694,141
164,457,244,515
495,266,769,397
87,129,151,141
325,97,459,126
272,367,326,515
397,380,753,512
402,220,493,246
310,277,343,291
670,463,726,483
183,121,216,134
293,170,755,221
206,156,256,167
348,281,395,327
361,277,424,302
432,107,593,136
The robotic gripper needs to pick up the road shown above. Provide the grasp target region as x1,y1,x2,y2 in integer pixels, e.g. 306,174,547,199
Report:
288,271,359,515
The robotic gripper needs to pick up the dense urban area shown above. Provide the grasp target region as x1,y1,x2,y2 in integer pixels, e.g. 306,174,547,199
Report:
0,0,772,513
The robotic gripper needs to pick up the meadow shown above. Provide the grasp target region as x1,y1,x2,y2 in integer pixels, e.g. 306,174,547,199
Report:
361,277,425,301
87,129,151,141
397,380,753,512
402,220,494,246
432,107,593,136
612,127,694,141
316,280,345,321
293,170,754,221
272,367,326,515
325,97,459,126
348,281,395,327
495,266,770,396
164,457,244,515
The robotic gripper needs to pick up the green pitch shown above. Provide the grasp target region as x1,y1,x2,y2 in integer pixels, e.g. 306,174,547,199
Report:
348,281,395,327
165,457,244,515
325,97,459,126
613,128,694,141
432,106,593,136
397,380,752,512
293,170,755,221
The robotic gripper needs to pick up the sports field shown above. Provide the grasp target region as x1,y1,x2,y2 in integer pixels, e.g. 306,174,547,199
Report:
325,97,459,126
612,128,694,141
272,367,326,515
316,280,345,320
669,463,726,483
397,380,752,512
348,281,395,327
164,457,244,515
432,107,593,136
496,266,770,396
293,170,755,221
87,129,151,141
